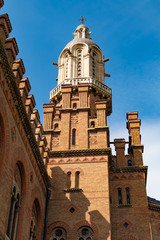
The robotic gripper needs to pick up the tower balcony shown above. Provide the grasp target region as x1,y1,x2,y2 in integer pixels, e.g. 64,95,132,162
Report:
50,77,112,101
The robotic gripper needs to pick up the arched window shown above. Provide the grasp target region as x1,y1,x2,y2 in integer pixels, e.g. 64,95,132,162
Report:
66,171,71,189
77,50,82,77
6,164,22,240
75,171,80,189
80,29,82,38
92,52,96,78
126,187,131,204
72,129,76,145
128,160,132,166
65,54,69,78
77,226,94,240
85,30,87,38
54,123,59,130
29,199,39,240
73,103,77,109
50,227,67,240
90,121,95,128
118,188,122,205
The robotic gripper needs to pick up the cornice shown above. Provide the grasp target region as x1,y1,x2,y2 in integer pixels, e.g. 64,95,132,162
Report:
110,166,148,174
0,38,50,188
148,202,160,213
44,129,61,134
60,107,90,113
131,144,144,152
50,148,111,158
64,188,83,193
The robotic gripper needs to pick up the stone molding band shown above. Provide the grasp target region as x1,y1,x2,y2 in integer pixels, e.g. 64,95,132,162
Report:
50,148,111,158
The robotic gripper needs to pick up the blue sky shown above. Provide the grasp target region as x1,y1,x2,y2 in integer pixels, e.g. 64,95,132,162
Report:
1,0,160,199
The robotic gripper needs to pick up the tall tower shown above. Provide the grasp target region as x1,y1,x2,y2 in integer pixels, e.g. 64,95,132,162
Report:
43,22,112,239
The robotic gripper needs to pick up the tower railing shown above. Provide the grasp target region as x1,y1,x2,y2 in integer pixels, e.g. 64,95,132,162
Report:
50,77,112,100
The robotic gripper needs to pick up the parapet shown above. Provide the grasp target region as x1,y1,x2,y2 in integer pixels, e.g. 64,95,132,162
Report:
0,14,12,43
0,6,50,186
5,37,19,66
112,112,143,167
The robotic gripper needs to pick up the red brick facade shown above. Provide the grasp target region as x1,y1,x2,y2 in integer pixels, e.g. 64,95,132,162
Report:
0,2,160,240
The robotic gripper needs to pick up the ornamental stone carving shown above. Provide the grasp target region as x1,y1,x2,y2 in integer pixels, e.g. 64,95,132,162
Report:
52,136,60,148
71,114,78,124
89,135,97,145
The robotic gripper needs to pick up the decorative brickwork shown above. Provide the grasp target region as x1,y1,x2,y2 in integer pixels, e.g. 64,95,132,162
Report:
0,2,160,240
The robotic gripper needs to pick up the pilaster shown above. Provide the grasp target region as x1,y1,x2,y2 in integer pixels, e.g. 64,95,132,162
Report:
61,85,72,109
78,85,89,108
114,139,126,166
43,103,55,130
126,112,143,165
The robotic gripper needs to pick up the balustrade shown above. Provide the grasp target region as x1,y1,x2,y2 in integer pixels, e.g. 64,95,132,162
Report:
50,77,112,100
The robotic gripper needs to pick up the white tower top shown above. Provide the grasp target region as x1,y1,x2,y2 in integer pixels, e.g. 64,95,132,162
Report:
50,22,111,101
57,24,104,85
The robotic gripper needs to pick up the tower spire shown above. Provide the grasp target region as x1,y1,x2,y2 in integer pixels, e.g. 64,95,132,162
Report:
78,16,87,24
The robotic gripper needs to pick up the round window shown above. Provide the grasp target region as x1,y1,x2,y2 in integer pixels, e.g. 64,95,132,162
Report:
77,227,93,240
50,228,66,240
55,229,63,237
82,229,89,236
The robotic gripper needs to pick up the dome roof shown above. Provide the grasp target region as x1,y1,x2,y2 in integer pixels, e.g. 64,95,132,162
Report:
75,24,89,31
63,38,101,51
60,24,102,56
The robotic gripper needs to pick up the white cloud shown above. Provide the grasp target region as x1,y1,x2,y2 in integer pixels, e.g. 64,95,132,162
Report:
141,120,160,200
110,119,160,201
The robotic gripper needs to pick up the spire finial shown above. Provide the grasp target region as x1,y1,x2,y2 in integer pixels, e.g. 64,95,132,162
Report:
78,16,87,24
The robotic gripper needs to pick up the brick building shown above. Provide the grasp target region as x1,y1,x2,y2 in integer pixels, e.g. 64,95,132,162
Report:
0,1,160,240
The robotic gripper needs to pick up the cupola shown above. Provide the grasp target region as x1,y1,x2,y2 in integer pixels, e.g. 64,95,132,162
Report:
57,24,105,85
73,24,91,39
50,20,111,105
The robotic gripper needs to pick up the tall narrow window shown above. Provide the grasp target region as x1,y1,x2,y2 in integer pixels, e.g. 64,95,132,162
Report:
6,164,22,240
30,200,39,240
65,54,69,78
80,29,82,38
126,187,130,204
77,50,82,77
92,52,96,78
11,193,20,239
75,171,80,189
118,188,122,205
73,103,77,109
85,30,87,38
66,172,71,189
6,186,16,238
72,129,76,145
128,160,132,166
54,123,59,130
90,121,95,128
